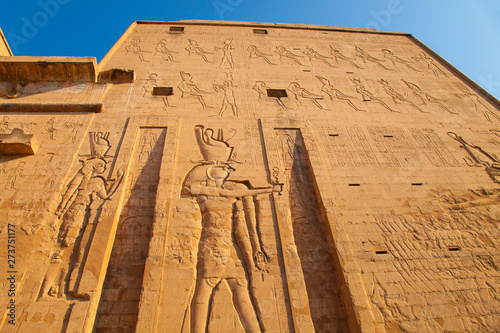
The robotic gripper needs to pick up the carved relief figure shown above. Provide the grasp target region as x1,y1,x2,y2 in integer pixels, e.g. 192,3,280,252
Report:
448,132,500,184
215,38,235,69
177,71,212,108
252,81,287,109
46,132,123,297
455,88,500,122
125,38,151,62
351,78,397,112
139,130,158,163
183,125,280,333
316,75,365,111
143,73,172,107
329,46,363,68
42,162,64,190
154,39,177,62
44,117,58,140
302,47,334,67
56,157,121,246
382,49,420,71
213,73,238,117
0,81,25,98
412,52,448,78
4,161,25,190
355,46,392,70
185,39,214,63
0,116,10,133
65,120,84,143
143,73,158,97
275,46,306,66
247,45,276,65
287,82,328,110
379,79,425,113
401,79,456,114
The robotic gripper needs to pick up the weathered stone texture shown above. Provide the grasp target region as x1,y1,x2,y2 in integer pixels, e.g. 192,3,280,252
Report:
1,20,500,333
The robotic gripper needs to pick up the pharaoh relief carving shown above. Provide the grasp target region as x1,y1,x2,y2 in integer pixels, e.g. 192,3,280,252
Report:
274,46,306,66
182,125,281,332
329,45,364,69
177,71,213,108
455,88,500,122
42,132,123,298
185,39,214,63
302,47,335,67
287,82,328,110
247,45,277,65
379,79,425,113
316,75,365,112
355,46,392,70
154,39,177,62
412,52,448,78
382,49,420,72
448,132,500,184
125,38,151,62
215,39,235,69
401,80,456,114
213,72,238,117
143,73,158,97
351,78,397,112
252,81,287,109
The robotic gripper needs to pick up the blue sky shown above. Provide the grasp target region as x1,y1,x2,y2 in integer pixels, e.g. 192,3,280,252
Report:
1,0,499,99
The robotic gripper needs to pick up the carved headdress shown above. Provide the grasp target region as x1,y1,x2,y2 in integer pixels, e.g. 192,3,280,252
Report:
194,125,233,163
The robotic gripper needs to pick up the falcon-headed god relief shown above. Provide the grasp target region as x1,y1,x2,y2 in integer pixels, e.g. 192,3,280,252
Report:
182,125,281,333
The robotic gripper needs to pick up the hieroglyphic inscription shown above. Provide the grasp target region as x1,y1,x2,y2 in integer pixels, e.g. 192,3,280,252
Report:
275,129,348,332
410,128,458,167
243,122,264,167
368,126,420,167
318,125,379,167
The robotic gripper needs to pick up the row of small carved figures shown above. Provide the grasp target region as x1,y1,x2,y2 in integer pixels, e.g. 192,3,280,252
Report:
125,38,448,77
144,71,498,121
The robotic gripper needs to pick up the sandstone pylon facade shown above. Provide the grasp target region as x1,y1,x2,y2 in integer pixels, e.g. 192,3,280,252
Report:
1,20,500,332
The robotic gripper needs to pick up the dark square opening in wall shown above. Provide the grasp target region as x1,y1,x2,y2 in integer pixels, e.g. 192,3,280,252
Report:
267,89,287,98
152,87,173,96
253,29,268,34
169,26,184,32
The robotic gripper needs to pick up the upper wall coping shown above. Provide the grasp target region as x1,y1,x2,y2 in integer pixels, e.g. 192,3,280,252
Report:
0,56,97,82
134,20,410,35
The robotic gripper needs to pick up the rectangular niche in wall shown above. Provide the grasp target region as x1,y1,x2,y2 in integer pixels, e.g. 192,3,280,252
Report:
275,128,349,332
95,127,167,332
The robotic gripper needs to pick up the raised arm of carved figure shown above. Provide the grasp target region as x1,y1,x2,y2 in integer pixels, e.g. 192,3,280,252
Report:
187,182,278,198
97,168,124,200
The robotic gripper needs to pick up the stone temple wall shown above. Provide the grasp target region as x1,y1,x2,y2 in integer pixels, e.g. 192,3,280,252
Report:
0,20,499,332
